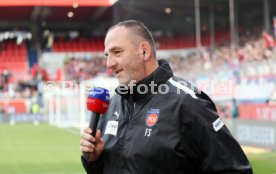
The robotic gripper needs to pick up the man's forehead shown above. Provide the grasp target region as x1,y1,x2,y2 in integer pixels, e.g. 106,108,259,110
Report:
104,27,125,46
105,27,140,49
104,35,124,53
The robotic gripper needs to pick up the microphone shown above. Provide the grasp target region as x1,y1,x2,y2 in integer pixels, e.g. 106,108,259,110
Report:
83,87,110,161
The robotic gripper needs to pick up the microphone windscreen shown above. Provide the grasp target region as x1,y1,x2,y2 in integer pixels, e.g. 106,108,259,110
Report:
86,87,110,114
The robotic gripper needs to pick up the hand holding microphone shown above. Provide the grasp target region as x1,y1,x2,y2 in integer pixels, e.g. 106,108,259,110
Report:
80,87,110,162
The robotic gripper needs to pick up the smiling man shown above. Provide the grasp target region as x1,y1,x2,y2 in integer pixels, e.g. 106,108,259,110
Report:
104,22,158,85
80,20,253,174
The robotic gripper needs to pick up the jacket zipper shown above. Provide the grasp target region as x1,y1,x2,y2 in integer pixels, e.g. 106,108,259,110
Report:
129,102,136,122
120,100,135,172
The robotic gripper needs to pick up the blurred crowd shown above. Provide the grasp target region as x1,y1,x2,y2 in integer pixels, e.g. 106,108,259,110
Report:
0,64,46,116
1,30,275,100
0,69,12,93
0,64,46,101
0,64,47,115
64,56,112,82
169,30,276,80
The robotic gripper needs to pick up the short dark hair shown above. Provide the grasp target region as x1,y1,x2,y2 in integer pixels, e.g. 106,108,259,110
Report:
107,20,156,57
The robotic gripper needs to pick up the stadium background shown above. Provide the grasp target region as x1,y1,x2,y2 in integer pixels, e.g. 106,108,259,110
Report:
0,0,276,173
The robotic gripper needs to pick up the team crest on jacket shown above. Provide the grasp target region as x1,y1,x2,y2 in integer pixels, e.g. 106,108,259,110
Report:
145,108,160,127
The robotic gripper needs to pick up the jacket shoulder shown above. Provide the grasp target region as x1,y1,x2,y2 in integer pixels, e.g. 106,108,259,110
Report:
167,76,217,112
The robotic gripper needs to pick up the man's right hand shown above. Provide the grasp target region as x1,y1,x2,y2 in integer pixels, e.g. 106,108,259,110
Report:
80,128,104,162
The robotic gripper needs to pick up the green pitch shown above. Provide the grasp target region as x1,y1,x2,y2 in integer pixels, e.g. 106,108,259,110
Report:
0,123,84,174
0,123,275,174
248,151,276,174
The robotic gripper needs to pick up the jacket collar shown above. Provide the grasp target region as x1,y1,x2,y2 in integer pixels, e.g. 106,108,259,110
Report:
115,59,173,102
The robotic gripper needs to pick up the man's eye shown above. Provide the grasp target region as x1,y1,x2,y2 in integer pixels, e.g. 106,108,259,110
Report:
115,51,122,55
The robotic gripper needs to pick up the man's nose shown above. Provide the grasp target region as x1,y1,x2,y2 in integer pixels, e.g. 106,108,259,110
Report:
106,56,117,69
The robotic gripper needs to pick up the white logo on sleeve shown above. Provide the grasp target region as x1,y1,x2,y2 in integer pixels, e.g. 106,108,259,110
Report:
105,121,118,136
212,117,224,132
114,111,120,119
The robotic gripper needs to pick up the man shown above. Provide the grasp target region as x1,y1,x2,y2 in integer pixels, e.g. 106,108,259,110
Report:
80,20,253,174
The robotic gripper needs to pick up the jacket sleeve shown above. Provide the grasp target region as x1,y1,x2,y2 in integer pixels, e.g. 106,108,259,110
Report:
183,93,253,174
81,153,104,174
80,107,110,174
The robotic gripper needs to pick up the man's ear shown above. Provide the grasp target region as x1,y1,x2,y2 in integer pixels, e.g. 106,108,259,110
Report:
143,50,146,56
141,42,151,61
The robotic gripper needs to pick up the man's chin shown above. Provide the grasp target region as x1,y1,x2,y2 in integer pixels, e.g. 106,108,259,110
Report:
118,79,136,86
116,76,136,86
117,79,130,86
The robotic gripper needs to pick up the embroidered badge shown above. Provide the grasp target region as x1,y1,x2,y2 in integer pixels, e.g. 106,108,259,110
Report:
105,120,118,136
145,108,160,127
212,117,224,132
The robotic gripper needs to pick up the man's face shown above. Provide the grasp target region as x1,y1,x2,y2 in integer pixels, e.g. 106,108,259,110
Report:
104,26,145,85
